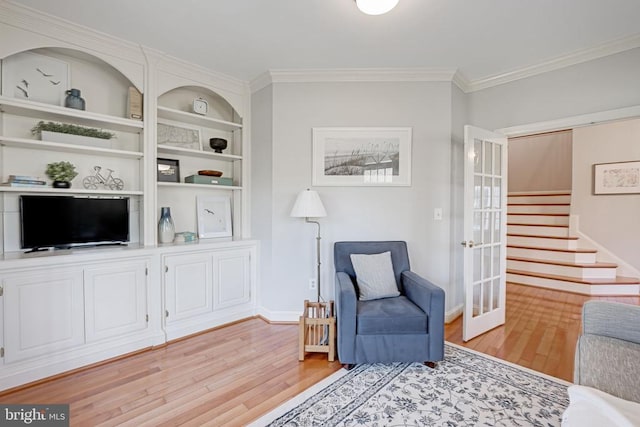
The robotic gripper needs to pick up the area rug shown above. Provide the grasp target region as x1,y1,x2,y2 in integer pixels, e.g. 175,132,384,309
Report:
249,343,570,426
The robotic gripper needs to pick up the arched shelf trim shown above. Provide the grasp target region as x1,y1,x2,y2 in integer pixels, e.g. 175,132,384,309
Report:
0,46,144,94
158,85,243,125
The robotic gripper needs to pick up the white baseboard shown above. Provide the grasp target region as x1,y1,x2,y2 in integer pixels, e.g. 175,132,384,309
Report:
260,304,464,324
445,304,463,323
508,190,571,195
257,306,301,323
571,214,640,278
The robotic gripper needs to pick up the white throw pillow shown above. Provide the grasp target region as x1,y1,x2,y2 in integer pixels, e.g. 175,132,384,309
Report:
350,251,400,301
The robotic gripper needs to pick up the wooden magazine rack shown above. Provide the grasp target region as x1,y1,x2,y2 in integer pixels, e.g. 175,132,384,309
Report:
298,300,335,361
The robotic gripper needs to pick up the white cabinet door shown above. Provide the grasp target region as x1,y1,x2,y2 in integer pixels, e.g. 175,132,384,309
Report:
84,261,148,343
3,268,84,363
212,248,251,310
164,252,213,324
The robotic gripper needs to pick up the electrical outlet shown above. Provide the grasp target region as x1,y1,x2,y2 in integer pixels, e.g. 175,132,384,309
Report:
434,208,443,221
309,278,317,290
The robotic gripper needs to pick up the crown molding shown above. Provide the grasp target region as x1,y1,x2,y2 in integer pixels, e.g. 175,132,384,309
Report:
496,105,640,137
1,1,249,96
451,71,471,93
249,71,274,93
250,67,459,93
0,1,144,63
465,33,640,93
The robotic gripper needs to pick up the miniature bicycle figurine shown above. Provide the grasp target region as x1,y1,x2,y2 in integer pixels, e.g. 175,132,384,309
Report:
83,166,124,190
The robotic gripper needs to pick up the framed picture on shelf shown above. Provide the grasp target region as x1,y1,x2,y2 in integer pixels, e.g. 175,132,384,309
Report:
1,51,70,105
157,158,180,183
196,195,232,238
312,127,412,186
157,120,201,150
593,160,640,195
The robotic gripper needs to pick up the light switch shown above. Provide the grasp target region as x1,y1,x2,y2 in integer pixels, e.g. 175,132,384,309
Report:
434,208,443,221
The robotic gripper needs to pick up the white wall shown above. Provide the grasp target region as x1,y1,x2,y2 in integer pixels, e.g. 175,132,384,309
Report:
449,84,468,313
508,130,572,192
572,118,640,272
250,85,274,314
468,48,640,131
254,81,455,315
252,48,640,319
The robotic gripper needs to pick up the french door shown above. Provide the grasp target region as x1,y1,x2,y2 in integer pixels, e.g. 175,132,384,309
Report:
462,125,508,341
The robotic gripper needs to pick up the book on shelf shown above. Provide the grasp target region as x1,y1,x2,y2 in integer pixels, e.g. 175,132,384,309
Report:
1,182,47,187
7,175,46,185
184,175,233,186
9,179,46,185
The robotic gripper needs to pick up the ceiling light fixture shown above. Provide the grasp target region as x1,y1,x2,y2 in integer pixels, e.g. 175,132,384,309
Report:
355,0,399,15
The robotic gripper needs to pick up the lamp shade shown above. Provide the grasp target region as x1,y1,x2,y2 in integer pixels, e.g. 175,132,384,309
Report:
290,189,327,218
355,0,399,15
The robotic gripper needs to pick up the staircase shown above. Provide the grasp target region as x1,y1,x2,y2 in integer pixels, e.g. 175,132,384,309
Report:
506,192,640,295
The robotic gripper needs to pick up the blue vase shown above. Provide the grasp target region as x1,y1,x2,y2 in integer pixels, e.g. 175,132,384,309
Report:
65,88,86,110
158,207,175,243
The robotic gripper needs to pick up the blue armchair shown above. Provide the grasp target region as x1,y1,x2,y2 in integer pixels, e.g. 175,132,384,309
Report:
334,241,445,365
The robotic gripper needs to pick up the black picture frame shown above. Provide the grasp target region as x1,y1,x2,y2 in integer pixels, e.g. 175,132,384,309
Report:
157,158,180,183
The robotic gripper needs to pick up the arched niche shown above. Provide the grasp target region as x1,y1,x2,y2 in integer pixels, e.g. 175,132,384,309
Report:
158,85,243,125
1,47,142,119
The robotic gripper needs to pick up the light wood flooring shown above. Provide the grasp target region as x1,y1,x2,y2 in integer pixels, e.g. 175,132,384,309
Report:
445,283,639,381
1,283,638,426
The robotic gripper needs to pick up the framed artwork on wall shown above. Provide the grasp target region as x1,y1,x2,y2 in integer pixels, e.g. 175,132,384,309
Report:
196,195,232,238
312,127,412,186
1,51,70,105
593,160,640,195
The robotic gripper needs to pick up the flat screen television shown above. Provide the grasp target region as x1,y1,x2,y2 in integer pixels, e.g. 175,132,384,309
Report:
20,195,130,251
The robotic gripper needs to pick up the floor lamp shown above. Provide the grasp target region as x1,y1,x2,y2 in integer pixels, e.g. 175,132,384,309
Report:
291,189,335,361
290,188,327,302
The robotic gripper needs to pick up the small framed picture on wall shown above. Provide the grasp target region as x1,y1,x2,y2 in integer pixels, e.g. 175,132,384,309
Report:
593,160,640,195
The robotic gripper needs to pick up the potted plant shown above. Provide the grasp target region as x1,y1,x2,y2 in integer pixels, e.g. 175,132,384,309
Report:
45,161,78,188
31,121,115,148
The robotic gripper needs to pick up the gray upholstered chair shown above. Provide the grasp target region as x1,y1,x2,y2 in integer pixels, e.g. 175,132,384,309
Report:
334,241,445,366
574,300,640,403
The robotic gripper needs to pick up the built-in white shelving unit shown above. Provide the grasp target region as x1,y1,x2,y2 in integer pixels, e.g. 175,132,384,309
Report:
0,5,254,392
155,81,247,239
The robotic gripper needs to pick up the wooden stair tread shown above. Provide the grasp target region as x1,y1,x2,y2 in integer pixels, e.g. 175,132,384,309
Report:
507,269,640,285
508,192,571,197
507,256,617,268
507,223,568,228
507,213,570,217
507,203,570,206
508,233,579,240
507,245,596,254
